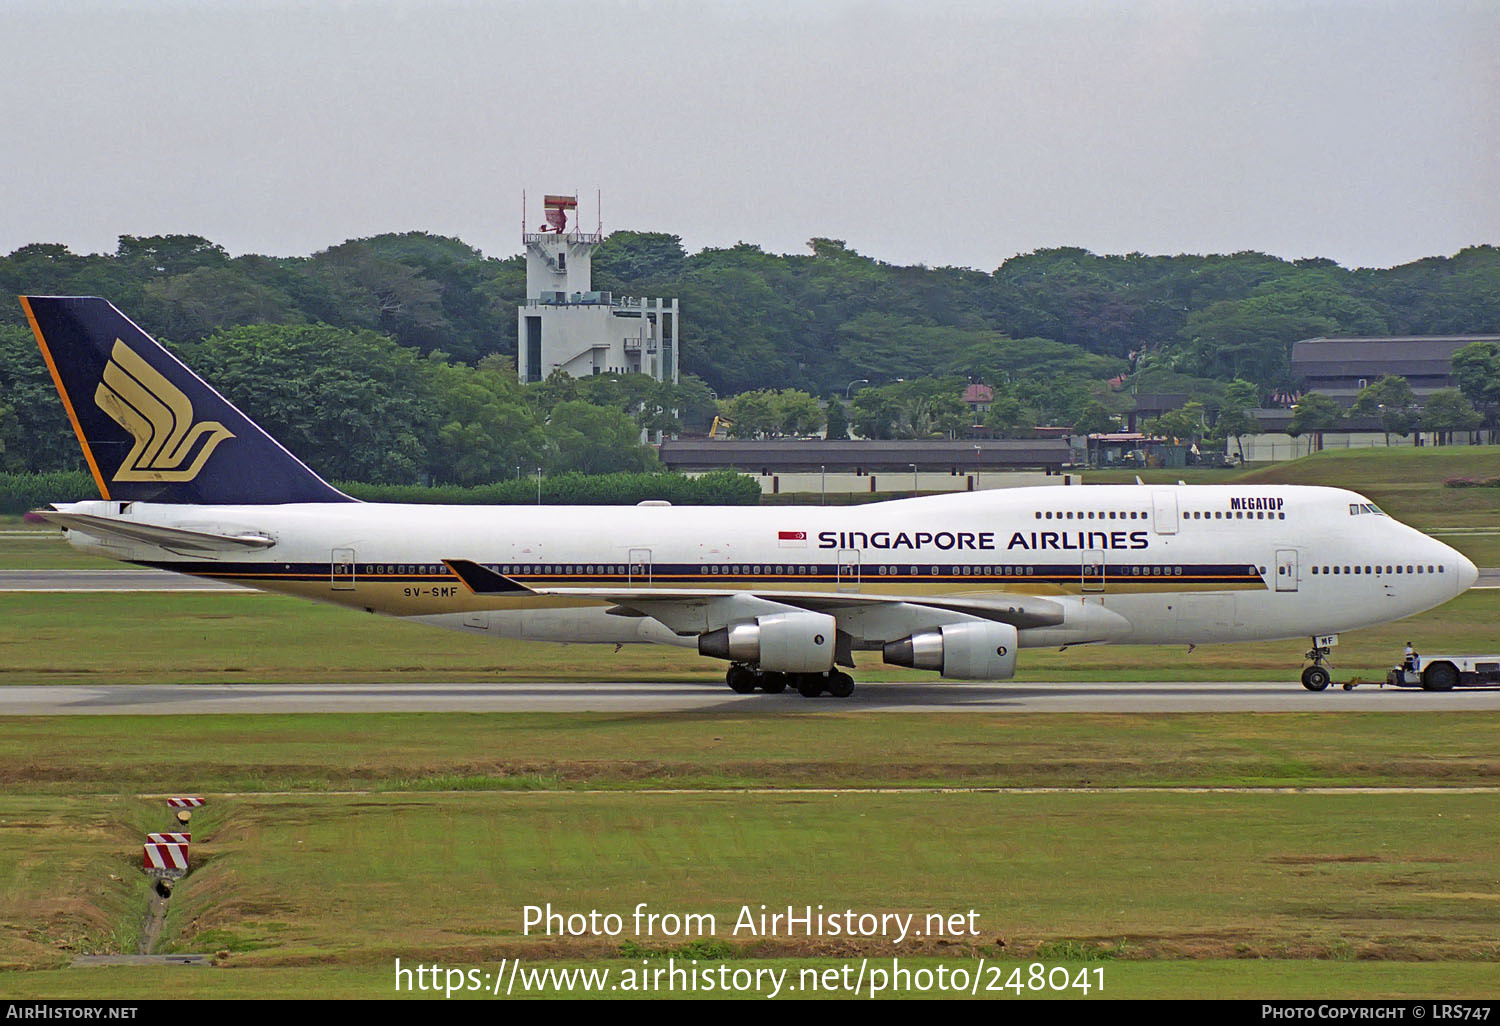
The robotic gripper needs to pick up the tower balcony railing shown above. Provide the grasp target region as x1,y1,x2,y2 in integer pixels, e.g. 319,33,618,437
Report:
623,338,659,353
523,293,677,309
523,230,604,245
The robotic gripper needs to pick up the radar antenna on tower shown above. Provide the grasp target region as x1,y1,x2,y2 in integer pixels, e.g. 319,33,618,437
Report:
539,194,578,234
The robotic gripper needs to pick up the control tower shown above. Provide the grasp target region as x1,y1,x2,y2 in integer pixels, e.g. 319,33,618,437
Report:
517,194,679,386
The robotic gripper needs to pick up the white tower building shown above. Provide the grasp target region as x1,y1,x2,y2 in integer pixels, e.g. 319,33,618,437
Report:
517,194,679,386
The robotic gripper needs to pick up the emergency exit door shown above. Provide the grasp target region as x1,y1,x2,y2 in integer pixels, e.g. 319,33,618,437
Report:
1275,549,1298,592
1081,549,1106,593
836,548,861,592
628,548,652,587
331,548,356,591
1152,491,1179,534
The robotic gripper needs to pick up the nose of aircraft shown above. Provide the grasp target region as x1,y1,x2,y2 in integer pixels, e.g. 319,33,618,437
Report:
1456,553,1479,593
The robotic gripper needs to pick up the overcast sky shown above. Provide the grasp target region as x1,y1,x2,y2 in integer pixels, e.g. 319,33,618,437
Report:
5,0,1497,270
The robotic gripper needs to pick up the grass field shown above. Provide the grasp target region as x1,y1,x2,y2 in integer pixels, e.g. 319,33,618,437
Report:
0,524,118,569
3,711,1498,793
2,787,1498,997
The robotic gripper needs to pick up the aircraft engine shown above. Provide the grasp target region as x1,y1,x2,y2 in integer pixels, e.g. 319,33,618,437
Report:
697,611,837,673
882,621,1018,680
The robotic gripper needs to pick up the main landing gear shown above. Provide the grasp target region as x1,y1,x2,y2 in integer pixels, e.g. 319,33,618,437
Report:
725,664,855,698
1300,639,1334,692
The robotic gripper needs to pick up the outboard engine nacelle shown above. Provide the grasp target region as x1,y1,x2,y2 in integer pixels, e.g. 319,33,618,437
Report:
698,611,837,674
883,621,1018,680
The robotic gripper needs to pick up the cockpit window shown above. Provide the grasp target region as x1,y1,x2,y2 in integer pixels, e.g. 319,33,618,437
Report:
1349,502,1386,516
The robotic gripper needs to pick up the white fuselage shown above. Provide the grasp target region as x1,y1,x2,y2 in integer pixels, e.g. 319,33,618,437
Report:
56,483,1477,657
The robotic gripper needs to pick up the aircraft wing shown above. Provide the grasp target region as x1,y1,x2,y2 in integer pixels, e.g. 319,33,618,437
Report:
441,558,1066,630
32,510,275,553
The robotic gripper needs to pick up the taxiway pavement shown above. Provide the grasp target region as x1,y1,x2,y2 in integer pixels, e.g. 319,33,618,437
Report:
2,680,1497,714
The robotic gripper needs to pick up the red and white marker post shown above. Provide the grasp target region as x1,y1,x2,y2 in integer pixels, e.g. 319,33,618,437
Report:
142,842,189,878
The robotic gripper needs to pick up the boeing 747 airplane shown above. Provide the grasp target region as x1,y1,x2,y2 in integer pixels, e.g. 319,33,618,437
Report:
18,296,1478,697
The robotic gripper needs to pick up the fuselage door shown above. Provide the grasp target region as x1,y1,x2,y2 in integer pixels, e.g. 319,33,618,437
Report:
1275,548,1299,592
628,547,652,588
331,547,356,591
836,548,861,593
1081,548,1106,593
1152,490,1179,535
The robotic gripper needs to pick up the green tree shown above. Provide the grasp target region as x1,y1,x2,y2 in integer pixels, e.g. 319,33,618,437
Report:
984,394,1039,438
1070,402,1119,436
1145,400,1209,442
592,231,687,284
1286,393,1341,451
849,378,968,440
1420,389,1482,445
1350,375,1419,444
309,238,448,356
1179,301,1336,387
719,390,779,438
773,389,825,437
1452,340,1500,441
544,401,659,475
1223,378,1260,409
717,389,823,437
181,323,433,483
0,325,78,472
1209,403,1254,463
0,400,18,470
424,361,545,485
116,234,229,275
139,266,305,341
824,396,849,440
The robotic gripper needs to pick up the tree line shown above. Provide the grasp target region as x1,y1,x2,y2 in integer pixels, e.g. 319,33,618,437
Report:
1,231,1498,481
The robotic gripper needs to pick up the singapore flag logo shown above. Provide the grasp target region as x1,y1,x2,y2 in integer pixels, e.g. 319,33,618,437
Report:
777,530,807,548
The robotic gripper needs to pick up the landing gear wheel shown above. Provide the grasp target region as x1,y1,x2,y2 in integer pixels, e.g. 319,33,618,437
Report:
826,671,855,698
726,665,758,694
1301,666,1331,692
1422,662,1459,691
759,673,789,694
796,675,824,698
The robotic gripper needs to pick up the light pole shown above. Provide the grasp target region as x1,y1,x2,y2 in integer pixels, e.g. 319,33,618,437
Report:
536,467,542,505
974,443,981,491
845,378,869,399
910,463,917,497
820,464,826,506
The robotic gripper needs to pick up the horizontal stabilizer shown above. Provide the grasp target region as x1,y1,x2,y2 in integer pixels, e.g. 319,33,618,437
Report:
442,559,534,595
34,510,275,552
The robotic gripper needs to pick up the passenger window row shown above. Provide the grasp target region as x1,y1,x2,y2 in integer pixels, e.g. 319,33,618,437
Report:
1311,564,1443,576
1186,510,1286,521
1035,511,1145,520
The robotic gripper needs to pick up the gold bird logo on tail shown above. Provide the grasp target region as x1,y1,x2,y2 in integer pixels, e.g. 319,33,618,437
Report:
94,340,234,482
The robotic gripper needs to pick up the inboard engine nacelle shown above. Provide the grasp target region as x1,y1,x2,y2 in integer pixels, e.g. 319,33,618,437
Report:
882,621,1019,680
697,611,837,673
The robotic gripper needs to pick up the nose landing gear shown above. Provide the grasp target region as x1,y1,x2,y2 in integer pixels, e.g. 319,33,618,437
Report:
1300,638,1335,691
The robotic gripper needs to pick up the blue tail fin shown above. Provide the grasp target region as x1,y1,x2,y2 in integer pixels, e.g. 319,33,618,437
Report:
20,296,352,504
